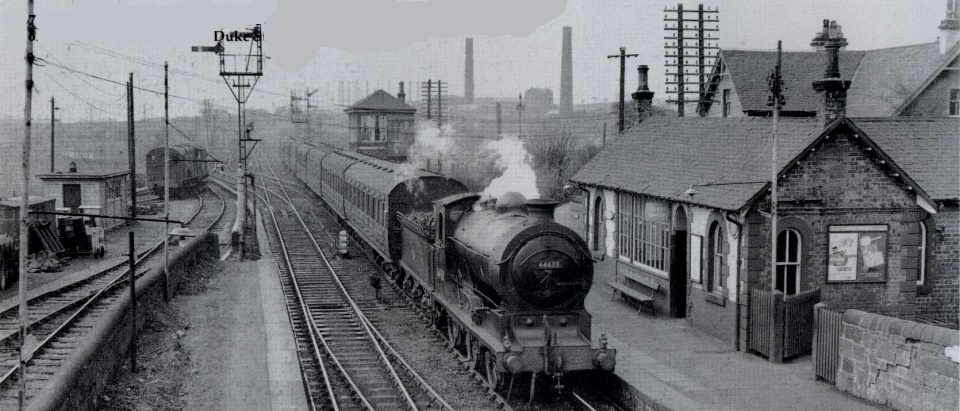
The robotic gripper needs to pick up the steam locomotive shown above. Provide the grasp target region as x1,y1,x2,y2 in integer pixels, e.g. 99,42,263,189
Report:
145,144,210,197
283,140,615,392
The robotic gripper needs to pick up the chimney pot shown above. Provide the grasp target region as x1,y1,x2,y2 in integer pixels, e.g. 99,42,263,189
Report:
69,161,77,173
813,36,850,128
632,65,655,123
398,82,406,102
940,0,960,53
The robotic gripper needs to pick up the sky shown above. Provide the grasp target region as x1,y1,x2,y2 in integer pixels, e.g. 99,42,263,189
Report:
0,0,950,122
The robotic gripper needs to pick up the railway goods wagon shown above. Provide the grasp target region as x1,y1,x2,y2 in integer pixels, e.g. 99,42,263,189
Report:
398,194,615,390
146,144,210,197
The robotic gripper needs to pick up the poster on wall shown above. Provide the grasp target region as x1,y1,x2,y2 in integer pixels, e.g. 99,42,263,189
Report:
827,225,888,282
690,234,702,283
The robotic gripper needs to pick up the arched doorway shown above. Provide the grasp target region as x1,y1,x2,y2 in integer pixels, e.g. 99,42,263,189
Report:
670,207,689,318
592,195,605,251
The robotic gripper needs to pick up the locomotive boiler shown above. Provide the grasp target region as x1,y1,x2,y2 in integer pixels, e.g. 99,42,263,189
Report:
398,193,615,391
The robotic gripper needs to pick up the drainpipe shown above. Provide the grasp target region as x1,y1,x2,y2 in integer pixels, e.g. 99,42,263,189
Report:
726,211,743,351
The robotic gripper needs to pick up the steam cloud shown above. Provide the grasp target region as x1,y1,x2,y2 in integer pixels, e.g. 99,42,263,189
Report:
400,122,540,200
480,135,540,200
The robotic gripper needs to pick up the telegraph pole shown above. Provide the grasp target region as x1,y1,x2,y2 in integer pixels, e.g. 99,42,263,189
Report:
607,47,637,133
20,3,37,409
128,73,136,218
768,41,785,293
495,102,502,138
50,98,57,173
516,94,525,137
163,63,171,299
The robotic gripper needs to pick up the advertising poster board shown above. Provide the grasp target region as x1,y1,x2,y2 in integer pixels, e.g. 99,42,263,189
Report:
827,225,888,283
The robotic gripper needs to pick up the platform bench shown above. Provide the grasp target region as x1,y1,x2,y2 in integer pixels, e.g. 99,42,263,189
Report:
607,266,660,315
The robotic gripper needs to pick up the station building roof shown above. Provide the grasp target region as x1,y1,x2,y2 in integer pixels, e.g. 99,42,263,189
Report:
571,116,959,211
36,170,130,181
701,42,960,117
715,50,865,115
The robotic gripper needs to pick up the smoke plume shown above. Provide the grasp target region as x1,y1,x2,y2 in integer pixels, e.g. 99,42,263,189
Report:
400,122,539,200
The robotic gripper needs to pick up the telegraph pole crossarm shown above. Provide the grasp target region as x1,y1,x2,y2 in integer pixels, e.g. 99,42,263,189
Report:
607,47,638,133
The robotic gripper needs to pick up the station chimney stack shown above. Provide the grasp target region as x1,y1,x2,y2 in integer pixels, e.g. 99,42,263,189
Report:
560,26,573,115
465,38,474,104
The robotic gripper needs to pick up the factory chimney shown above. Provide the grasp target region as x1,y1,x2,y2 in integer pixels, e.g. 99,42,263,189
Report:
631,65,655,123
464,38,474,104
813,34,850,128
940,0,960,54
560,26,573,115
398,82,406,103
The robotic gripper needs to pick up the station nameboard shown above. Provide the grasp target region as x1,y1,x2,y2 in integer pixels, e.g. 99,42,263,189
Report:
826,225,888,283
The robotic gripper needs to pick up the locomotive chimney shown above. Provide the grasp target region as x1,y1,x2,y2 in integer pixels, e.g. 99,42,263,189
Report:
526,199,559,222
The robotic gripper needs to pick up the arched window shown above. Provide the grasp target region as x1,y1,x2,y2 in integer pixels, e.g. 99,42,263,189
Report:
776,229,801,295
706,222,724,293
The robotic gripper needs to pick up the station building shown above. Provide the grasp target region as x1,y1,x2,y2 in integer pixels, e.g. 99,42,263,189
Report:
36,163,130,230
698,15,959,119
572,33,959,350
344,86,416,161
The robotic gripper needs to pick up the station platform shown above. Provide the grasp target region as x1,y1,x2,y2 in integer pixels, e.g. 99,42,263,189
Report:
254,211,309,410
555,202,883,410
586,258,884,411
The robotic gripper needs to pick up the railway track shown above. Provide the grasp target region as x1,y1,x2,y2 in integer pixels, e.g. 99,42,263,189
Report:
256,154,452,411
0,188,226,408
261,146,624,411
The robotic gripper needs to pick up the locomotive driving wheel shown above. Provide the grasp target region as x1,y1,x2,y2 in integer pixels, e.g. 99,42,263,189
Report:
484,350,504,390
446,318,460,350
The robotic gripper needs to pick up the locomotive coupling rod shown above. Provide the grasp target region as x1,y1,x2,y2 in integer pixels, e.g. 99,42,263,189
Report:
28,210,186,226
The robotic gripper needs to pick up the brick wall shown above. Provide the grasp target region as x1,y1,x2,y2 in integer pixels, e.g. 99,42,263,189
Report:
746,130,924,319
836,309,959,411
916,206,960,325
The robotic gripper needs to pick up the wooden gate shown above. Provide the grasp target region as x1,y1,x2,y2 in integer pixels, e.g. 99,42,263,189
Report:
748,288,821,362
748,289,778,358
784,289,821,358
812,303,844,383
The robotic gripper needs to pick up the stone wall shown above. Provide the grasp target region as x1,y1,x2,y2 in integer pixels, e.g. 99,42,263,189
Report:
29,232,220,411
836,309,959,411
